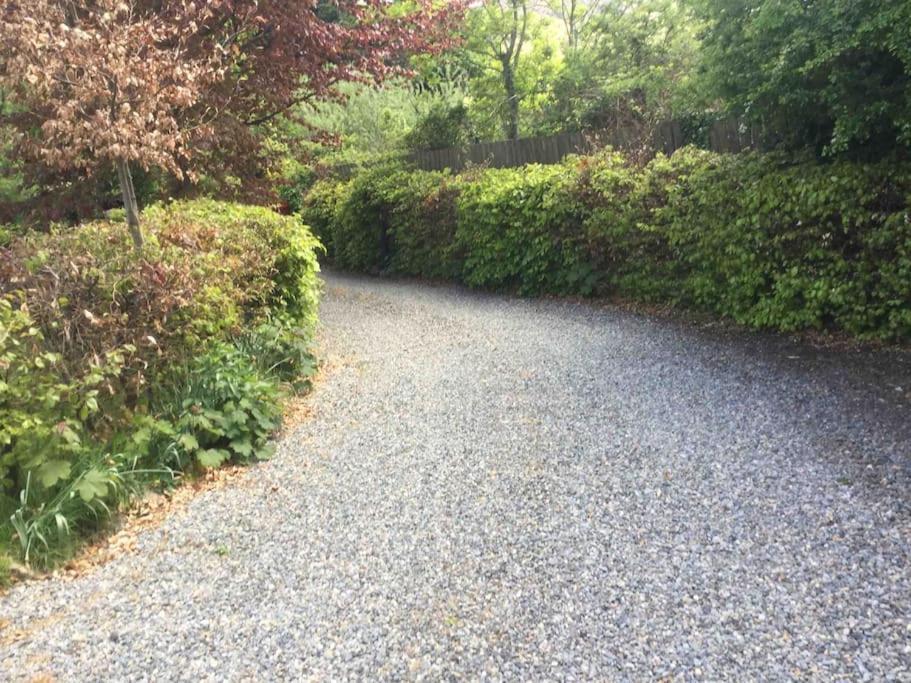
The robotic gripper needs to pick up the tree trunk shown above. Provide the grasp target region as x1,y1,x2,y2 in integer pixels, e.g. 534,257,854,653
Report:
502,60,520,140
115,159,143,252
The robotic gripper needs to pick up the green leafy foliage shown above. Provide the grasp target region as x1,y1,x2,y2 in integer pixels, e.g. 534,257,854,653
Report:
387,172,465,281
649,151,911,337
693,0,911,156
162,343,284,471
290,78,469,166
456,164,593,294
540,0,704,136
404,102,471,152
304,165,465,280
0,200,322,572
235,320,318,391
304,147,911,340
299,177,352,259
329,165,412,273
0,297,131,491
9,450,140,566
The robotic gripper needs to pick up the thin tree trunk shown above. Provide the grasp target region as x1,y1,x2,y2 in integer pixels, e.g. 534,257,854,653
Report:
115,159,143,252
502,60,520,140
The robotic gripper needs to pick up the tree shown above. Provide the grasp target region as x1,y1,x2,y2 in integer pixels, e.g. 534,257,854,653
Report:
0,1,226,249
541,0,702,135
289,73,468,164
549,0,605,56
0,0,460,249
404,101,471,151
465,0,531,140
693,0,911,155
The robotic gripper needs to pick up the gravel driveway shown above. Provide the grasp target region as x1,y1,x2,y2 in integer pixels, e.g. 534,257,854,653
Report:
3,270,911,681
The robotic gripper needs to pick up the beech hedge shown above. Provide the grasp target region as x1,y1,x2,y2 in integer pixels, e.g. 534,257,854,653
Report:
301,148,911,341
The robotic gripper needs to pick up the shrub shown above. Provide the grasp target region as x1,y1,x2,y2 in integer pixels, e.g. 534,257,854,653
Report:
655,152,911,337
156,342,284,471
300,177,352,259
456,164,594,294
403,102,471,152
581,146,716,301
235,320,318,390
0,199,322,571
331,165,409,272
277,166,319,215
303,147,911,341
141,199,323,329
386,171,463,280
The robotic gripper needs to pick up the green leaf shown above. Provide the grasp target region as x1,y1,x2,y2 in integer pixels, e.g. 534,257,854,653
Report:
75,469,110,502
36,459,71,487
197,448,230,469
255,443,276,461
229,438,254,457
178,433,200,452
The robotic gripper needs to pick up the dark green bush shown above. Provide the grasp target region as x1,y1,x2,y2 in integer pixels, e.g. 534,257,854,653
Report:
403,102,471,152
0,200,322,570
278,167,319,215
656,152,911,337
580,147,715,301
300,177,350,258
304,147,911,341
304,166,465,280
156,342,285,471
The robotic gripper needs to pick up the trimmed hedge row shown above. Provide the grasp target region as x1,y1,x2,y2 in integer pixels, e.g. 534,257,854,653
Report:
301,148,911,341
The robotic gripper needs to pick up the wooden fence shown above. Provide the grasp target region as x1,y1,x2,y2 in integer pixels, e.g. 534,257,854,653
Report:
333,117,757,177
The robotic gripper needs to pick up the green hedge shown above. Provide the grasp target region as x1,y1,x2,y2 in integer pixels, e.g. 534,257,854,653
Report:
303,147,911,341
0,200,322,571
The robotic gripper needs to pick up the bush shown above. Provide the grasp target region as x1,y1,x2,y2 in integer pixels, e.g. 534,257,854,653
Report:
304,166,466,280
403,102,471,152
456,164,594,294
303,147,911,341
0,200,322,570
330,165,409,272
579,146,715,301
156,342,284,471
655,152,911,337
299,177,349,257
387,171,463,280
277,166,319,215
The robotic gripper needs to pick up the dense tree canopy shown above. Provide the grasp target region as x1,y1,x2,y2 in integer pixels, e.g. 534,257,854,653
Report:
693,0,911,155
542,0,702,134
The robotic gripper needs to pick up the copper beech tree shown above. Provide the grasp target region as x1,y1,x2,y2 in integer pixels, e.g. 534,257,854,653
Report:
0,0,460,251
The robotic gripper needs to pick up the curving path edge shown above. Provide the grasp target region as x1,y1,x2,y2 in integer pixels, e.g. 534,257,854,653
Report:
2,270,911,680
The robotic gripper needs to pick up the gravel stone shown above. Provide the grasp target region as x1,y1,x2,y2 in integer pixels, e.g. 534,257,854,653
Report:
2,270,911,680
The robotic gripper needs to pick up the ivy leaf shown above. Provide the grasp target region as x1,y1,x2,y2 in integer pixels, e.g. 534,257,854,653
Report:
36,459,71,487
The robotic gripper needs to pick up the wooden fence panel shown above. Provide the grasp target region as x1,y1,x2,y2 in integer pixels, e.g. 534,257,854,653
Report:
330,117,757,177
